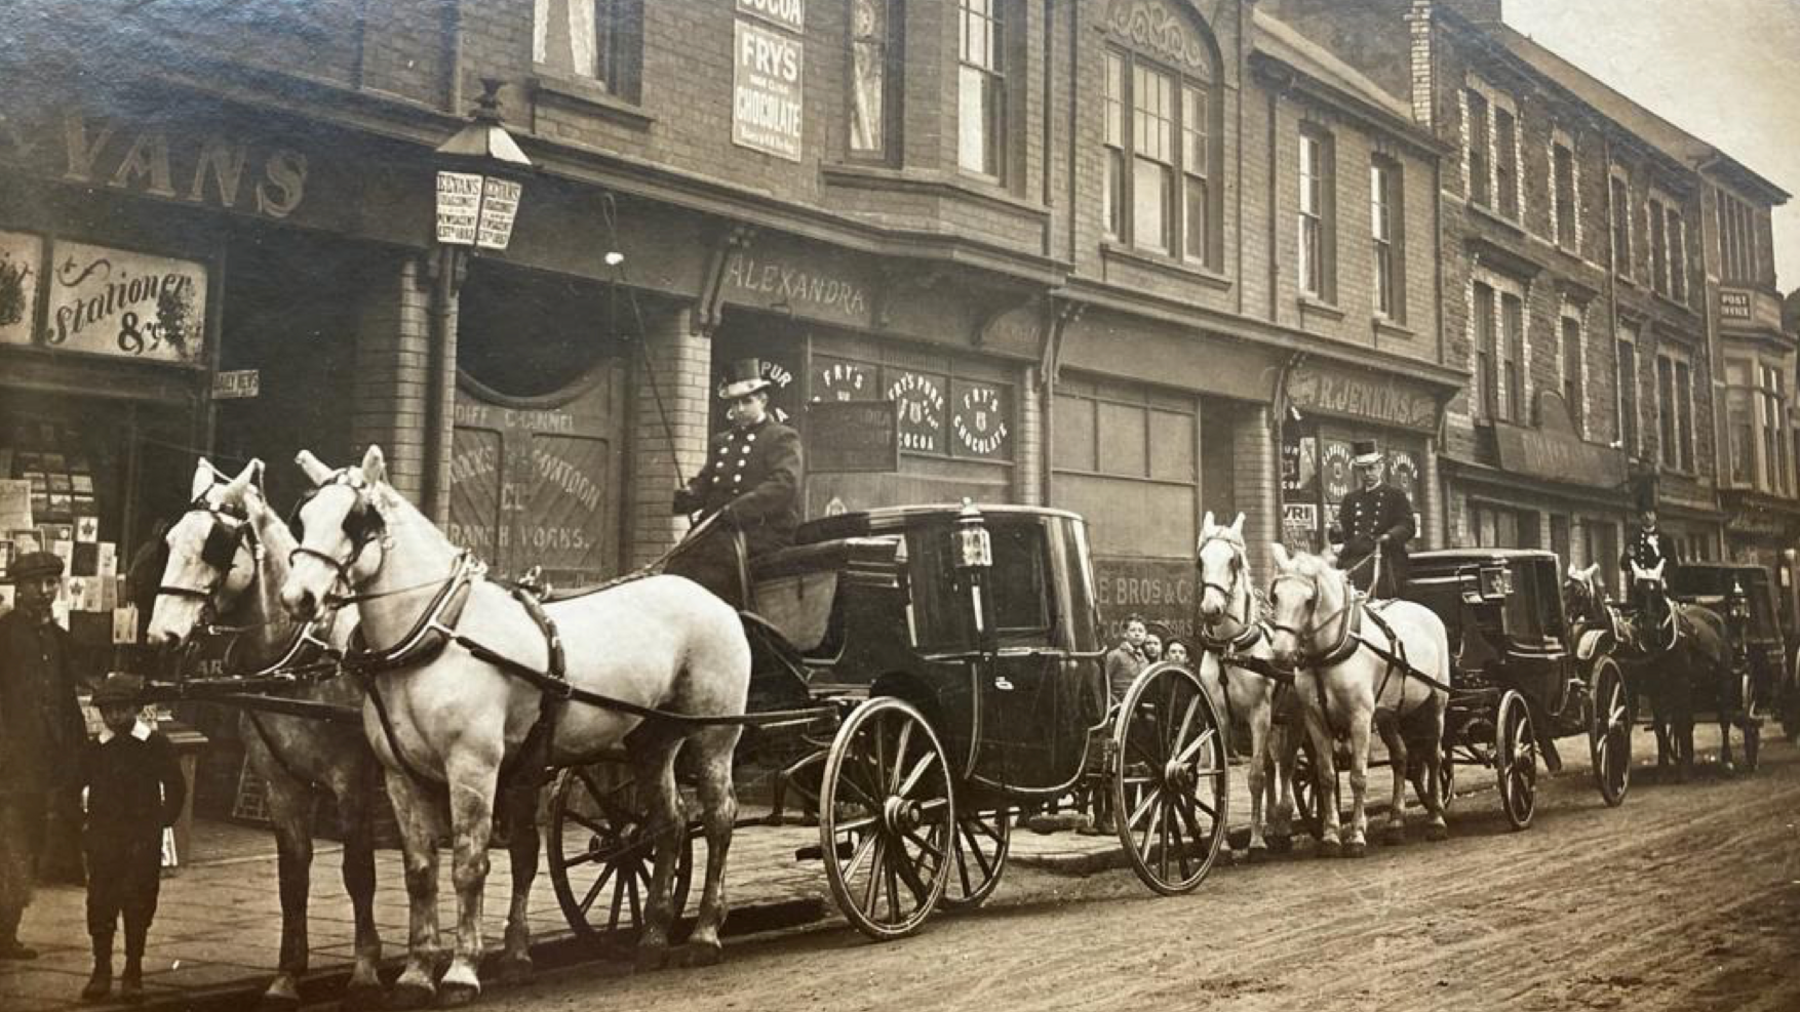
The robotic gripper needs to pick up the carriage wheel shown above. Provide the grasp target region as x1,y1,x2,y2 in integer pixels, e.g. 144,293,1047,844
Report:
1112,661,1229,896
1587,657,1631,807
1291,738,1325,841
819,697,955,940
1495,691,1538,831
942,806,1012,911
548,762,694,946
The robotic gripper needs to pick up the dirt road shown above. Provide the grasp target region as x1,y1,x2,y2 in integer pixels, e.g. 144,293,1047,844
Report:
484,729,1800,1012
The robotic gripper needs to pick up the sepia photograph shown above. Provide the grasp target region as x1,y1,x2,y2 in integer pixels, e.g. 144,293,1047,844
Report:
1,1,1798,1009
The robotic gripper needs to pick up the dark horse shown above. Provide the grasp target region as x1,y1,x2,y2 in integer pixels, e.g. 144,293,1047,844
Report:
1566,562,1747,779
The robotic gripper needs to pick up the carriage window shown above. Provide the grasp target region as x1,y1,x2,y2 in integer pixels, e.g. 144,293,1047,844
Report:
904,522,1051,650
988,524,1051,635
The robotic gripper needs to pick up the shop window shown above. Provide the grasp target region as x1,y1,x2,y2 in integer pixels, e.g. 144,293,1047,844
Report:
534,0,640,99
1560,315,1584,434
813,355,1013,462
848,0,901,160
1299,126,1335,301
1103,45,1218,266
1372,158,1405,321
1470,502,1536,550
1550,514,1571,567
1053,377,1203,558
957,0,1008,180
1553,139,1577,249
1610,173,1633,280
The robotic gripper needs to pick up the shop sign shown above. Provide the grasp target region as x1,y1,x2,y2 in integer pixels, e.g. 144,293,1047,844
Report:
1093,556,1196,642
814,357,877,401
951,381,1010,460
722,251,870,326
1719,289,1753,321
211,369,259,400
1492,392,1626,489
733,19,804,162
1286,363,1439,433
806,400,899,473
1387,448,1420,500
42,242,207,365
887,369,946,453
1282,503,1319,550
1320,439,1354,503
737,0,803,32
0,232,42,347
434,172,482,244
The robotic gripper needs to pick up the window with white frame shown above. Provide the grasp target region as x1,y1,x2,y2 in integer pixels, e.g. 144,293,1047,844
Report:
1724,357,1791,493
1501,291,1524,421
1762,362,1792,494
1610,173,1633,280
1552,138,1577,249
1463,85,1518,222
849,0,900,159
1648,194,1670,297
957,0,1007,179
1494,105,1518,220
1560,312,1584,434
1465,89,1490,207
1372,158,1404,320
1474,280,1497,420
1103,49,1216,265
534,0,634,94
1299,126,1334,300
1717,189,1765,285
1665,203,1687,303
1616,326,1640,455
1656,348,1695,472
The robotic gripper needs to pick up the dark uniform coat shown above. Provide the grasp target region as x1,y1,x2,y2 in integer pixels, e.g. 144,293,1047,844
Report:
1330,483,1416,597
1620,526,1679,610
0,609,88,935
669,418,802,603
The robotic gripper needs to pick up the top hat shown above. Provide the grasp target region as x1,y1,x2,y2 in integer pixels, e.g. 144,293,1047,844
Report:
1351,440,1384,468
717,359,772,401
7,550,64,582
92,672,146,707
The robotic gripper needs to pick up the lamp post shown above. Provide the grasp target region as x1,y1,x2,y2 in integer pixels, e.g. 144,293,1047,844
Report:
424,78,532,523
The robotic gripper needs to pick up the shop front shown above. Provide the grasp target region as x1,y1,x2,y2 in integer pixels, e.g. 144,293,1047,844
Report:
1719,494,1800,635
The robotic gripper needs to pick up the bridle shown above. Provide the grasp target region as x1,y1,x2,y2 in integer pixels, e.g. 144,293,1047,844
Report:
288,469,391,604
1267,569,1358,666
1195,533,1263,651
157,493,257,615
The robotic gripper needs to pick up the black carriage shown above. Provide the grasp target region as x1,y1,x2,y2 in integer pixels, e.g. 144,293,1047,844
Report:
546,502,1229,943
1667,562,1771,767
1400,549,1632,829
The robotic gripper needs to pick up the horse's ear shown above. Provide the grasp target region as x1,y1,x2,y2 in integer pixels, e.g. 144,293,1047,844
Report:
1321,547,1339,568
1566,564,1579,580
1230,512,1245,535
221,460,258,502
1583,563,1600,580
1270,542,1292,572
295,450,334,486
190,458,217,501
1201,510,1216,537
361,445,388,486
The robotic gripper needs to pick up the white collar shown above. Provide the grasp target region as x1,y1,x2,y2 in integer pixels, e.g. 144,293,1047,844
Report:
98,719,152,745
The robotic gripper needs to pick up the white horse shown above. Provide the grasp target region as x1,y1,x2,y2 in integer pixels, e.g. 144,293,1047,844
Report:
147,459,383,1008
278,446,749,1008
1265,545,1449,857
1192,511,1298,860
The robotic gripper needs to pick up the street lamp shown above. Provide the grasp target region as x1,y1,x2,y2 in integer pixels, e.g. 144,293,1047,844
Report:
422,78,532,523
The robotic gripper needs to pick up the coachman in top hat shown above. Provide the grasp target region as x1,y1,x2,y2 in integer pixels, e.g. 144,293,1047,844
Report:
1329,440,1416,598
668,358,804,605
1619,485,1678,611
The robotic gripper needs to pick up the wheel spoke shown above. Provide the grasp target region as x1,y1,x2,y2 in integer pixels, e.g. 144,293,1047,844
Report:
896,750,940,799
842,831,878,881
578,862,616,916
560,849,602,869
891,844,933,905
1173,692,1200,756
861,836,887,912
890,719,915,794
1176,726,1218,765
832,814,879,835
905,827,947,865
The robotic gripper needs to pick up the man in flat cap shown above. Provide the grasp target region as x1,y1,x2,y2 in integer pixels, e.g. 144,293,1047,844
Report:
1329,441,1416,598
1,551,90,959
668,359,803,606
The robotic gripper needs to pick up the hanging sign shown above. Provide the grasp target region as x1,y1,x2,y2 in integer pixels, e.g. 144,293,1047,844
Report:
738,0,804,32
476,177,523,251
807,400,899,473
212,369,260,400
733,19,804,162
43,242,207,364
0,231,42,347
436,171,482,245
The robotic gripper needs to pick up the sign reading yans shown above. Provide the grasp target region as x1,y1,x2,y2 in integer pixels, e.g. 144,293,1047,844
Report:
43,242,207,364
737,0,804,32
0,231,42,347
807,400,899,473
733,19,804,162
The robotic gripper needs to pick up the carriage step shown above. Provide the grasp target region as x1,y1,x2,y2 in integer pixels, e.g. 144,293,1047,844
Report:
795,841,855,863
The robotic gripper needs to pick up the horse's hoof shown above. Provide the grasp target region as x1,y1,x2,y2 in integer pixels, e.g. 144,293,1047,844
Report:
1344,841,1367,859
340,984,386,1012
495,955,534,986
669,941,724,969
386,982,435,1011
436,982,480,1009
1266,834,1293,855
1245,846,1268,864
1381,824,1407,847
1315,839,1341,860
1425,823,1449,842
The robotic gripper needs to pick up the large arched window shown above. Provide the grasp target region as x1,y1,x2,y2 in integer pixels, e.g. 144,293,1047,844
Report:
1100,1,1222,268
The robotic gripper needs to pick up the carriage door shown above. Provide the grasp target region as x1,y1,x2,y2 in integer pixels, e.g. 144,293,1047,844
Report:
448,370,625,585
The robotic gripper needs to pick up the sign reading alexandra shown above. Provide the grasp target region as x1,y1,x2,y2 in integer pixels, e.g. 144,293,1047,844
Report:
1287,363,1439,432
737,0,803,32
1492,391,1626,488
733,18,804,162
42,242,207,364
806,400,899,473
722,250,871,326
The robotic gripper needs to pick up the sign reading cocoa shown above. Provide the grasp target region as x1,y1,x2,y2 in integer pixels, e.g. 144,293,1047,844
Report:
887,370,946,452
737,0,804,32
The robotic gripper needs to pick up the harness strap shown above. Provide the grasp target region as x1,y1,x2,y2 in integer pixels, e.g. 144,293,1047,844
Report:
245,709,327,792
357,665,442,787
496,586,569,791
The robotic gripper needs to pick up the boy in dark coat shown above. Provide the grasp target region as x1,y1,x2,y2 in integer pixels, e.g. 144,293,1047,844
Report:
80,673,185,1004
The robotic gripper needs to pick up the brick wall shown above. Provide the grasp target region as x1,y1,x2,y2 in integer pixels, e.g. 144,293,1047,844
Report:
350,253,433,501
626,305,712,567
1232,404,1279,573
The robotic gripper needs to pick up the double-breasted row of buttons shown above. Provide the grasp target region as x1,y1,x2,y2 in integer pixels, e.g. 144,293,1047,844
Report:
708,430,759,486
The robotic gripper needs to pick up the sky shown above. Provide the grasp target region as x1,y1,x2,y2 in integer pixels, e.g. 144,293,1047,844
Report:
1505,0,1800,293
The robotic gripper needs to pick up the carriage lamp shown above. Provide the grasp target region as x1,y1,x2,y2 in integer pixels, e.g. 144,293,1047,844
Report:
1479,566,1513,600
433,78,532,254
1728,580,1750,622
954,499,993,571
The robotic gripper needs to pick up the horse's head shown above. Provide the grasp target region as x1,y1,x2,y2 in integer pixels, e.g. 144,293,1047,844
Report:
1564,562,1606,620
1195,510,1249,626
279,446,394,621
1265,543,1345,668
147,458,263,646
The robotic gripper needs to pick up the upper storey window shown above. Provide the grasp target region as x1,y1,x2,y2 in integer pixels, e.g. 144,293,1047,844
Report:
958,0,1007,179
1099,2,1221,268
849,0,901,159
535,0,638,97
